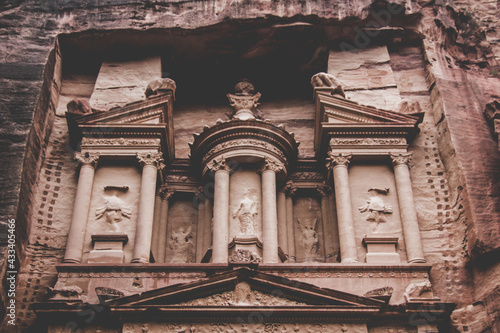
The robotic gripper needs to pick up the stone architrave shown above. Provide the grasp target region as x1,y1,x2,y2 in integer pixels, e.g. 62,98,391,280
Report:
390,153,425,263
326,152,358,263
63,152,100,263
259,158,283,263
158,188,173,263
207,157,231,263
132,152,163,263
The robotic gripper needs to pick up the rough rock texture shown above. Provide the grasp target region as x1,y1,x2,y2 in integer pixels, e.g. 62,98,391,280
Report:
0,0,499,332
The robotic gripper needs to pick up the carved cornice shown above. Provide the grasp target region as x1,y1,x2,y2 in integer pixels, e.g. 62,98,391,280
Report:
390,153,412,166
326,152,352,169
259,158,284,173
136,152,163,168
75,152,100,167
206,156,232,173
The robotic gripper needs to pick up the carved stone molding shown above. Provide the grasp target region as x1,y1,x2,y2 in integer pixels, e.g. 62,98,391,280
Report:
136,152,163,168
206,156,232,173
326,152,352,169
74,151,100,167
290,171,324,180
389,152,412,166
259,158,284,173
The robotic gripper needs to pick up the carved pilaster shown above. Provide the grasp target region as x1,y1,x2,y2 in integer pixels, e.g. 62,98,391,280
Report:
136,152,163,168
75,151,100,168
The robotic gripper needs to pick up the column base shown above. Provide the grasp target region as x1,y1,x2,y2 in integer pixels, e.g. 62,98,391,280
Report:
62,258,81,264
89,233,128,264
408,258,426,263
341,258,359,264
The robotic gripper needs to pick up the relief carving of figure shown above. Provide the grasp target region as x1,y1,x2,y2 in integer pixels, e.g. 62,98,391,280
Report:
232,193,258,236
169,226,194,263
95,196,132,232
358,188,393,224
297,218,319,258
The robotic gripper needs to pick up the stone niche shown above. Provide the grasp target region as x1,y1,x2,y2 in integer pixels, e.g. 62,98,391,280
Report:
164,192,198,264
82,162,141,263
348,160,406,263
293,189,325,263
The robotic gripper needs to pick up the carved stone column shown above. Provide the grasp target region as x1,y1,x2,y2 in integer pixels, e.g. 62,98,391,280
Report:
208,157,231,263
328,191,340,262
151,193,162,262
132,152,163,263
195,191,206,263
260,159,283,263
390,153,425,263
64,152,100,263
158,188,173,263
285,181,297,262
203,197,213,259
327,152,358,263
317,184,336,263
277,187,288,255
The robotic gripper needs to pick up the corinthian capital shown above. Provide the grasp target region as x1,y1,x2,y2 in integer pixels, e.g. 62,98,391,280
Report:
75,152,100,167
317,183,331,197
326,152,352,169
159,187,173,201
259,158,284,173
390,153,412,166
207,156,232,173
285,181,297,197
136,152,163,168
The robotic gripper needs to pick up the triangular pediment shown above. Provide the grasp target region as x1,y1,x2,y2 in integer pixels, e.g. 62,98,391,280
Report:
106,268,384,308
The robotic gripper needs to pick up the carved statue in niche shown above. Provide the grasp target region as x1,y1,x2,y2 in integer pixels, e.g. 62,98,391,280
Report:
232,191,258,236
169,226,194,263
95,195,132,232
297,218,319,258
358,188,393,224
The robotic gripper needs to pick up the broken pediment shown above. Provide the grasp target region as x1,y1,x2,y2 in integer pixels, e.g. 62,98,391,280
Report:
313,90,424,156
106,268,384,308
66,92,174,161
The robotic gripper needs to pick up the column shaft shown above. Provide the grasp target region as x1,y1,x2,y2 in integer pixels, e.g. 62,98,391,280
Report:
64,159,98,263
132,163,159,263
320,193,335,263
286,195,296,262
277,190,288,255
332,163,358,263
212,170,230,263
393,159,425,263
328,193,340,262
151,194,162,261
202,198,213,259
158,192,170,263
262,169,279,263
195,198,206,263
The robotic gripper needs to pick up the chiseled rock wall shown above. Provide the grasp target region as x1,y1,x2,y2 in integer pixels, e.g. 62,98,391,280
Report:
0,0,499,331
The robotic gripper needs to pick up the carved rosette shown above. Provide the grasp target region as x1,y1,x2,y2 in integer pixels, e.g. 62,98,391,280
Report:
326,152,352,169
136,152,163,168
75,151,100,168
258,158,284,174
206,156,232,173
390,152,412,167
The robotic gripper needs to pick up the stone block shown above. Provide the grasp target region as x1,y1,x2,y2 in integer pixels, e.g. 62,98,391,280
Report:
363,235,400,264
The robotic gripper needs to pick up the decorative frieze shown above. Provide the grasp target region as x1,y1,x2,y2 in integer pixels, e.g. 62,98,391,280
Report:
81,137,161,146
204,139,286,163
330,138,406,146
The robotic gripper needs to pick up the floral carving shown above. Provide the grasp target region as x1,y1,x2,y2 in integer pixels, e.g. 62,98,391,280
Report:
81,138,161,146
364,286,394,297
330,138,406,145
229,249,261,264
207,156,232,173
